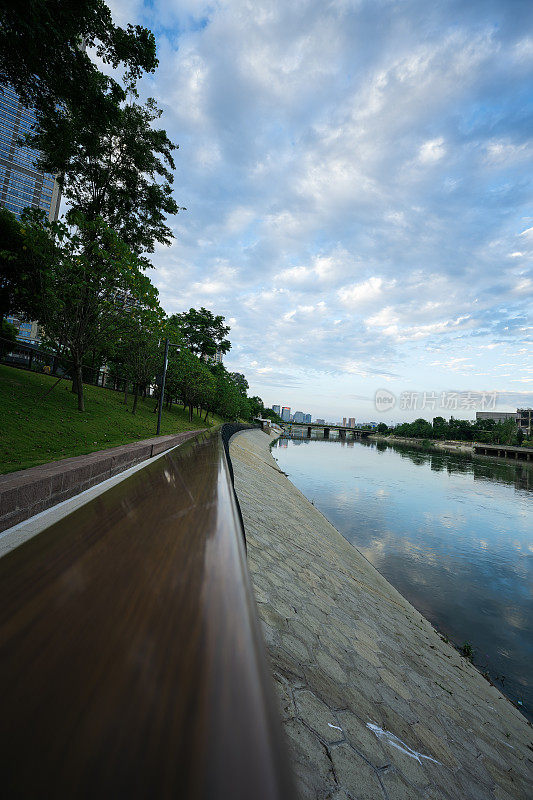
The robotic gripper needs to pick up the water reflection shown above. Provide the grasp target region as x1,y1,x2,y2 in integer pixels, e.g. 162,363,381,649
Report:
272,437,533,720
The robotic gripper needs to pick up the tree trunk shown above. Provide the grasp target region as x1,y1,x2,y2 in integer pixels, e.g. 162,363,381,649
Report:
132,384,139,414
204,409,209,422
124,381,128,405
189,404,193,422
75,362,84,412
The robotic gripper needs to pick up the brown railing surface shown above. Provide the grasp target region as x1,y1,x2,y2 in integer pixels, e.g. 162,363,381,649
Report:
0,428,295,798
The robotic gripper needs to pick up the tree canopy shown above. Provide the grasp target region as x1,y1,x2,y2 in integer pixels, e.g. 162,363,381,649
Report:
18,209,159,411
0,0,157,123
0,207,61,321
34,95,182,255
169,307,231,360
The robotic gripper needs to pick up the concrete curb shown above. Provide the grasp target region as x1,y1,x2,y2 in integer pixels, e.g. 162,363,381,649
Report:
0,431,204,532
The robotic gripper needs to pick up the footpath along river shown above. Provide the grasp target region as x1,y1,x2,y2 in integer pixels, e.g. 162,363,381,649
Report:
272,436,533,720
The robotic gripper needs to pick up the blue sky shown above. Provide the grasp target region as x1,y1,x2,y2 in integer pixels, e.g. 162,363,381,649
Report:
106,0,532,422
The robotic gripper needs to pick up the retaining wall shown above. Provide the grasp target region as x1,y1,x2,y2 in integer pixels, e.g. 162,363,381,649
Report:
0,431,203,532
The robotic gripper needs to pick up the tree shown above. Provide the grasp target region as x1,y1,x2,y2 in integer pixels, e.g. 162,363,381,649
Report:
0,207,58,320
34,96,182,255
0,318,18,363
229,372,249,395
22,211,158,411
170,307,231,360
2,4,181,259
495,417,518,445
214,374,244,421
376,422,389,434
1,319,17,343
0,1,157,148
261,408,282,424
166,349,214,422
248,396,265,419
110,301,164,414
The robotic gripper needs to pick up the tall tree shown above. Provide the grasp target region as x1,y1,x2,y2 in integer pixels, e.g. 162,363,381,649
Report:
2,2,182,257
21,210,159,411
166,349,215,422
0,1,157,135
229,372,249,395
109,297,164,414
214,375,245,421
34,96,182,255
170,307,231,360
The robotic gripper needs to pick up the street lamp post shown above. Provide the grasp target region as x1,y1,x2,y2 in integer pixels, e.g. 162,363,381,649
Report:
156,338,180,436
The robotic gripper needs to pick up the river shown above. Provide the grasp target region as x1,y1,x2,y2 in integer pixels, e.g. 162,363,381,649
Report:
271,436,533,720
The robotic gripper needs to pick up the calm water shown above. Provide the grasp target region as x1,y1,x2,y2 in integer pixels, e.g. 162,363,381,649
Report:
272,437,533,719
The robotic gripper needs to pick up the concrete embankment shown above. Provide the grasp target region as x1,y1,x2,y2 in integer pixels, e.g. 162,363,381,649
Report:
230,430,532,800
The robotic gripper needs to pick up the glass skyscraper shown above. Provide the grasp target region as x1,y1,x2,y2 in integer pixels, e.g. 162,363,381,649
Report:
0,85,61,221
1,86,62,343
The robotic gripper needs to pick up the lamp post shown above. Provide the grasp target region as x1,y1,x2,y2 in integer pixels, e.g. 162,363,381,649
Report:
156,338,180,436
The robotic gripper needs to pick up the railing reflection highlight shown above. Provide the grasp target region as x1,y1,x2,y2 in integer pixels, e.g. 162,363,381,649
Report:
0,426,295,798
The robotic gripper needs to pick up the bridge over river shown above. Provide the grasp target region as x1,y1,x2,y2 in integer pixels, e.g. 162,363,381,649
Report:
282,422,372,440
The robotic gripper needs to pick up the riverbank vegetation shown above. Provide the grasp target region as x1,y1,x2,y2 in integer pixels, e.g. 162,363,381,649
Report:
375,416,531,447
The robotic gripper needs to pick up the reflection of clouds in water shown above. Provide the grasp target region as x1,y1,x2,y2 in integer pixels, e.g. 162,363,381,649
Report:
333,488,360,505
276,438,533,715
503,608,529,631
497,648,512,660
438,512,466,530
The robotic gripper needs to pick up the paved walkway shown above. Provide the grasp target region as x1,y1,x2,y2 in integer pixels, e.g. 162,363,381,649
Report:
230,430,532,800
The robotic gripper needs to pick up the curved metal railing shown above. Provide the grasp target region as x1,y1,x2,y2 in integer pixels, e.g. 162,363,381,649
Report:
0,427,295,798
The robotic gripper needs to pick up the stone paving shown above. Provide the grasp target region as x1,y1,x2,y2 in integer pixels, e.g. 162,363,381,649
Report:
230,430,532,800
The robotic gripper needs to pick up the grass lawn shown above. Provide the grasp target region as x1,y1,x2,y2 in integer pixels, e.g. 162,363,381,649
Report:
0,364,223,474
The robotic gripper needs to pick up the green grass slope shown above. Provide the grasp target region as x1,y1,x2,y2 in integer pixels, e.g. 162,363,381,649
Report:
0,364,222,474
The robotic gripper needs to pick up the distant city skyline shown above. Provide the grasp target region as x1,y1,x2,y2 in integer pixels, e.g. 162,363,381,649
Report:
270,391,530,425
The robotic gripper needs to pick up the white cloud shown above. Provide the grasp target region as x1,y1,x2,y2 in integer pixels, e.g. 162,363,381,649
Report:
419,137,446,164
338,277,394,307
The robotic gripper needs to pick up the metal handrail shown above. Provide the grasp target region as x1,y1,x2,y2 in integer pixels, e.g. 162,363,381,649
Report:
0,427,295,798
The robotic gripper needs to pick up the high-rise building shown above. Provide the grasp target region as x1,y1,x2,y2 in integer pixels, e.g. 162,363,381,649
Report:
475,411,516,424
281,406,290,422
0,86,61,222
348,417,355,427
202,348,223,365
293,411,305,423
316,418,325,425
272,405,280,416
517,408,532,435
342,417,347,427
304,414,311,423
1,86,62,345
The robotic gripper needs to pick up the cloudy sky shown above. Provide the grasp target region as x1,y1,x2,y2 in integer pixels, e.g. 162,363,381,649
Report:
107,0,532,422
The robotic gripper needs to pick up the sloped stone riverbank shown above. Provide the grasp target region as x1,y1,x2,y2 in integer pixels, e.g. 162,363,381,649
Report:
230,430,532,800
